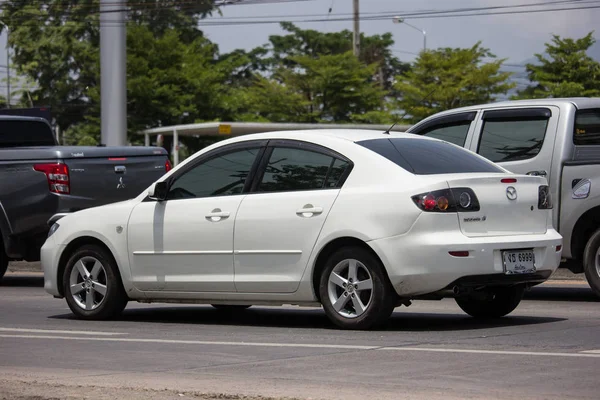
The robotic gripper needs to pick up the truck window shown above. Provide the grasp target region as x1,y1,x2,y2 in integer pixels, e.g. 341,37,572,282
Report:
477,117,548,163
416,122,472,146
409,112,477,147
0,119,57,147
574,109,600,145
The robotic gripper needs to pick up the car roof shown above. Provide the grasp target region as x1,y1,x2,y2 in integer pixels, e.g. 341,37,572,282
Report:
224,128,429,144
416,97,600,119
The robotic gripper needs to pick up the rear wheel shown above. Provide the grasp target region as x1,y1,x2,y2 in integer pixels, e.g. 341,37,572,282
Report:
319,246,395,330
63,245,128,320
583,228,600,298
455,285,525,318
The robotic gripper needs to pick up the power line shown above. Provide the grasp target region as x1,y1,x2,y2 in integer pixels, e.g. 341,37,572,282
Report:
2,0,600,26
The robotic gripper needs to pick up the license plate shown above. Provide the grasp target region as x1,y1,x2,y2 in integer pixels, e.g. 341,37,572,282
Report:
502,250,536,275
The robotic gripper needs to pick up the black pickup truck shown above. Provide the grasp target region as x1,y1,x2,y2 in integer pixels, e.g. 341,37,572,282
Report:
0,116,171,280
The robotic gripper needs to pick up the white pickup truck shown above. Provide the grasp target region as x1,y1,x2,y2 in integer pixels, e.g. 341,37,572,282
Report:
405,98,600,296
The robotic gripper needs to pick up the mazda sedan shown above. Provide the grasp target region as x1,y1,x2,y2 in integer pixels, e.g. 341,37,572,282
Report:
41,130,562,330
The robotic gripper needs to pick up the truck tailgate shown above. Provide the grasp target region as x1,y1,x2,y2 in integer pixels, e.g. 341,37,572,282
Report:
60,146,169,207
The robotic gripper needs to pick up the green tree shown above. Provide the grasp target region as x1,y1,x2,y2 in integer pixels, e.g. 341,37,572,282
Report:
239,51,389,123
516,32,600,99
64,23,247,145
0,1,217,141
394,42,515,123
262,22,410,93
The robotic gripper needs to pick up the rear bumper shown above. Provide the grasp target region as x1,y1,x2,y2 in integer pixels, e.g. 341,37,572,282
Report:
369,227,563,298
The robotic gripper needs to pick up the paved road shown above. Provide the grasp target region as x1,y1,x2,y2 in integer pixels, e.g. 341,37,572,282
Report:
1,273,599,400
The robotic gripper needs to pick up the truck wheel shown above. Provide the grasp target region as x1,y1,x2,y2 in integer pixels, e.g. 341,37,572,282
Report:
583,228,600,298
0,251,7,282
63,244,128,320
319,246,395,330
455,285,525,318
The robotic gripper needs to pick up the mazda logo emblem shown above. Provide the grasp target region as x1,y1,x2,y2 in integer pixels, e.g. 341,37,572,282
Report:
506,186,517,200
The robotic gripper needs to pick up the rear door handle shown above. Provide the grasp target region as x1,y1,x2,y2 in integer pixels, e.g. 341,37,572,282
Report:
205,208,230,222
296,204,323,218
527,170,547,177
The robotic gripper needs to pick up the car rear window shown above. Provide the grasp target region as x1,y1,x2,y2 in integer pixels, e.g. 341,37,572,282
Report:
357,137,504,175
574,109,600,145
0,119,57,147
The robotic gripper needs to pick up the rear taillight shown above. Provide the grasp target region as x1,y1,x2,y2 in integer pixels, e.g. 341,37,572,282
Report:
412,188,480,213
538,185,552,209
33,163,70,194
165,158,172,173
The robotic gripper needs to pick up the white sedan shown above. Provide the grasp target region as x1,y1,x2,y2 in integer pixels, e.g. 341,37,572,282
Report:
41,129,562,330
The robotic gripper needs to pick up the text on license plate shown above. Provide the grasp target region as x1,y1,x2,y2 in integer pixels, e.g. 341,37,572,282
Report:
502,249,536,275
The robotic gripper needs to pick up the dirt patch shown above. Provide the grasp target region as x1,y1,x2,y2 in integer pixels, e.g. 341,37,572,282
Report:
0,380,303,400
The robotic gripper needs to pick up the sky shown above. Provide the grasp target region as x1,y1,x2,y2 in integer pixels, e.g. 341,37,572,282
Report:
1,0,599,104
201,0,600,64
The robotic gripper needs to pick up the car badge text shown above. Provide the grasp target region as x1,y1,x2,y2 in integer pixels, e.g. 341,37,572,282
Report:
117,177,126,189
463,216,487,222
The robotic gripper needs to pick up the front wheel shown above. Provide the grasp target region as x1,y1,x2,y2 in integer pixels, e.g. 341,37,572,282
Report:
319,247,395,330
583,228,600,298
455,285,525,318
63,245,128,320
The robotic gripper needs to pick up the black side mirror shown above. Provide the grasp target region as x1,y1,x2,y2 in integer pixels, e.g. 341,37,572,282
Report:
148,181,168,201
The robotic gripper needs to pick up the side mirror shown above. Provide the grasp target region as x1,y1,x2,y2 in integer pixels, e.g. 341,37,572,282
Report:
148,181,168,201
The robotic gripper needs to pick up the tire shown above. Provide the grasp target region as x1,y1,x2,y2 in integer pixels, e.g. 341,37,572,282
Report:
455,285,525,318
319,246,395,330
62,244,128,320
211,304,251,310
583,228,600,298
0,250,7,282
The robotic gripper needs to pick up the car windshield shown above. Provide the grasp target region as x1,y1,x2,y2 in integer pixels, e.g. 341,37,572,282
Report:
357,137,504,175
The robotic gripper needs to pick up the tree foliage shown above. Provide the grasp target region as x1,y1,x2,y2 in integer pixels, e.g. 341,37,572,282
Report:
5,3,596,152
516,32,600,99
264,22,410,92
237,51,388,123
0,0,217,143
394,42,515,123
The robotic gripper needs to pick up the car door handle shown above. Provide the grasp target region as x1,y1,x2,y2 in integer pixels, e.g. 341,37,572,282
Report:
527,170,547,177
205,208,230,222
296,205,323,218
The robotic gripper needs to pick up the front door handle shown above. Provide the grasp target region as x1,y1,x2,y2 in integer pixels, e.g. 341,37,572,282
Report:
527,170,547,177
205,208,230,222
296,204,323,218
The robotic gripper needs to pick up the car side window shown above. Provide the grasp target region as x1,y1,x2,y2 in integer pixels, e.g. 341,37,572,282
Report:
258,147,348,192
477,118,548,163
417,122,472,146
167,148,259,200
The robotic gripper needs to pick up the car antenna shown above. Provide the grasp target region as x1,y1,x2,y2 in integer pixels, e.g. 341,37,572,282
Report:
383,87,438,135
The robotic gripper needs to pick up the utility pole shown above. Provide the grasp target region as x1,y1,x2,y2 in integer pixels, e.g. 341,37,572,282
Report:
353,0,360,57
100,0,127,146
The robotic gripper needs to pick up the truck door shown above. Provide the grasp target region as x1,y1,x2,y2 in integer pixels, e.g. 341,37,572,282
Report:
467,106,560,181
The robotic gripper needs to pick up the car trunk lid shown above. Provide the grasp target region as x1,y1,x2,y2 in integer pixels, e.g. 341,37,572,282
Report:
445,173,549,237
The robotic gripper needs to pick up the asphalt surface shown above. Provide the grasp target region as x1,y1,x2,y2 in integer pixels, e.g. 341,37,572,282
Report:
1,272,599,400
